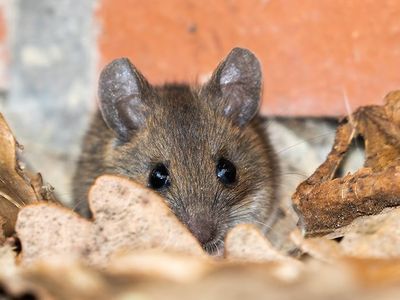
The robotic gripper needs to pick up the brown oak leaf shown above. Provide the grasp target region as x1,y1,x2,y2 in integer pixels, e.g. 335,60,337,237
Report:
292,91,400,236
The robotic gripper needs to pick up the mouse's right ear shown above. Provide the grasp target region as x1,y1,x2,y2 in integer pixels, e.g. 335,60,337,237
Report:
98,58,152,141
201,48,262,127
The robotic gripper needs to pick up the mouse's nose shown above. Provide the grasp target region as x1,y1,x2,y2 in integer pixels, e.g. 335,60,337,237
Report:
186,217,216,245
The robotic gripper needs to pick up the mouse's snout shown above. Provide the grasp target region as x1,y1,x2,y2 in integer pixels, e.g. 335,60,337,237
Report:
186,217,217,246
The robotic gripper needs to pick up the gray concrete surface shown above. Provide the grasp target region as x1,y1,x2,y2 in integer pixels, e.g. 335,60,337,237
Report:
1,0,97,204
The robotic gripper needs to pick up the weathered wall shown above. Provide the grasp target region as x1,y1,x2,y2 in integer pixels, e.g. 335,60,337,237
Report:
0,0,398,203
98,0,400,116
0,0,97,203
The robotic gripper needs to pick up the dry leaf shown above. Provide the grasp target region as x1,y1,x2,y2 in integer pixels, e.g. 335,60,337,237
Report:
1,251,111,300
17,174,204,266
4,248,400,300
108,251,213,282
343,257,400,287
0,113,58,237
0,216,5,244
88,175,205,265
358,91,400,171
290,229,344,262
17,204,92,265
338,208,400,258
0,245,48,300
0,114,37,236
292,91,400,236
224,224,299,265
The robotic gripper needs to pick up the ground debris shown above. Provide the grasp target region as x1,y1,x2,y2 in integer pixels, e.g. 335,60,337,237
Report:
292,90,400,236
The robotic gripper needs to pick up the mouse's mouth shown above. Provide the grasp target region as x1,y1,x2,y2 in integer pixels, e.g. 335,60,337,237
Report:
202,237,225,257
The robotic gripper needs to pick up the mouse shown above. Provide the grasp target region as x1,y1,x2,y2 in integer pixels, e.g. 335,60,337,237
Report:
73,47,280,254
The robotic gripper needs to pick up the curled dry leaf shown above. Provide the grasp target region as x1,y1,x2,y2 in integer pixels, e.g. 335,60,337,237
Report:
0,113,57,237
292,91,400,236
17,174,205,267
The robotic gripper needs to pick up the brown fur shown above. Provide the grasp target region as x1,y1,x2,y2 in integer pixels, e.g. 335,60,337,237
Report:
73,84,279,254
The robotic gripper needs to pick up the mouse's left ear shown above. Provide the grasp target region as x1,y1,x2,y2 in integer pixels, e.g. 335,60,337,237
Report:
201,48,262,127
98,58,153,141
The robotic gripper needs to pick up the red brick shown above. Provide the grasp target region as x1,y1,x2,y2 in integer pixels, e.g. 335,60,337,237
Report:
97,0,400,116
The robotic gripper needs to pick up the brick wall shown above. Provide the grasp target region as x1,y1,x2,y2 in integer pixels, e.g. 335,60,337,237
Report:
98,0,400,116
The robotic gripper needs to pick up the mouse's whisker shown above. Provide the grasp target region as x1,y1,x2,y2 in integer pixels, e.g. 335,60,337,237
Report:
212,186,225,209
275,129,337,154
226,210,254,224
250,219,273,231
114,166,136,177
264,172,310,181
228,197,256,211
167,187,188,216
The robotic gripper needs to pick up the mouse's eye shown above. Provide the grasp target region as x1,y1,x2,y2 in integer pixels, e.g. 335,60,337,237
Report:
216,158,237,186
148,164,170,190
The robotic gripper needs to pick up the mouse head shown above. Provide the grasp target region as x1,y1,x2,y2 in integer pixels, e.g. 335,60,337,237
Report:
98,48,278,254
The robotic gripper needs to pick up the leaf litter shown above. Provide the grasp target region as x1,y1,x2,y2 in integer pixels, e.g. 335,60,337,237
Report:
1,92,400,299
